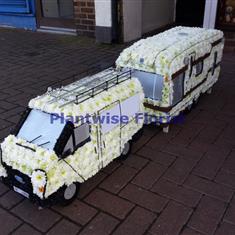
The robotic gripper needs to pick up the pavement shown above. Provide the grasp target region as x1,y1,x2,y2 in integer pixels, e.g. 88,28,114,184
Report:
0,28,234,235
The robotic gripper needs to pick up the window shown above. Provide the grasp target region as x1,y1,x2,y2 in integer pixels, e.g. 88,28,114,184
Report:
121,94,140,120
17,110,66,150
61,123,90,157
189,56,194,77
100,103,121,134
133,70,164,101
63,136,74,155
195,61,203,76
172,73,184,105
74,123,90,148
212,51,218,75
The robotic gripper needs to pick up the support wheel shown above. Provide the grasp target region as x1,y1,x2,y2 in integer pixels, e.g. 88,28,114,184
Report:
186,103,193,113
163,125,170,133
207,88,212,94
193,97,200,108
58,183,80,206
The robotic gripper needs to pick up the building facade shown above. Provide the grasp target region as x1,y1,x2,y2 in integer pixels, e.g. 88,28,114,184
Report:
0,0,227,43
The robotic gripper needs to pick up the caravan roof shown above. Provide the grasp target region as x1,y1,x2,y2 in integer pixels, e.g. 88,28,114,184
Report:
116,27,223,76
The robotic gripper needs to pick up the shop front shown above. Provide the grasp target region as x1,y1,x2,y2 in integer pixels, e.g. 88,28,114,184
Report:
36,0,76,35
0,0,96,36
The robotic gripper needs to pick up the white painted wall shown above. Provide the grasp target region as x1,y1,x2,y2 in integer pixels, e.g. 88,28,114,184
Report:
122,0,142,42
142,0,175,34
94,0,112,27
203,0,218,29
94,0,176,42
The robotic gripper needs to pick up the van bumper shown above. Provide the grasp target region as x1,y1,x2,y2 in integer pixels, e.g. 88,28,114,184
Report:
1,164,56,207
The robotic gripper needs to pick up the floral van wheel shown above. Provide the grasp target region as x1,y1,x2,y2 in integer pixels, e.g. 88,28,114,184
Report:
119,141,132,160
57,183,80,206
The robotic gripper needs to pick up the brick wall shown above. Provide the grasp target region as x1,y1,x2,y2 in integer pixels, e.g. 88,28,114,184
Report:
74,0,95,37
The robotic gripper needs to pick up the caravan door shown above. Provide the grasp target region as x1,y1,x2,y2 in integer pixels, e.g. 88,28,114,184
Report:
98,101,121,168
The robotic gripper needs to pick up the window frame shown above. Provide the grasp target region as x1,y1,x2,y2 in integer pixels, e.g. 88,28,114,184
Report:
172,72,185,106
195,61,204,77
132,69,164,101
212,51,218,76
73,123,91,150
62,135,74,156
58,122,91,158
99,101,121,135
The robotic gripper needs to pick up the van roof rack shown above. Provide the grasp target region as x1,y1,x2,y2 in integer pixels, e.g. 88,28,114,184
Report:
47,68,132,108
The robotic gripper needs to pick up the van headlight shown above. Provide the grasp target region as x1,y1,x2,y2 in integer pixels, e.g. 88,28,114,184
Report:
31,170,47,199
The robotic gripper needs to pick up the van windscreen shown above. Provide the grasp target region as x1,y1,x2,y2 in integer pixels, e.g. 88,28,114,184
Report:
17,110,66,150
132,70,164,101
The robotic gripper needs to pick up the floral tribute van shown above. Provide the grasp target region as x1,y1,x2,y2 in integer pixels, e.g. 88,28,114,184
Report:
0,68,144,206
116,26,224,132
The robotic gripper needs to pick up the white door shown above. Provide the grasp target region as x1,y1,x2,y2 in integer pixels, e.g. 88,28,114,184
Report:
98,101,121,168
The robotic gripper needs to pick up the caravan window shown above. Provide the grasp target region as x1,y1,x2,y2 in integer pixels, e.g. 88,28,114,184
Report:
195,61,203,76
132,70,164,101
172,73,185,105
212,51,218,75
74,123,91,148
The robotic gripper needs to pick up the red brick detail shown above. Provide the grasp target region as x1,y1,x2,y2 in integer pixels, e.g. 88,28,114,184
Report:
12,201,61,232
163,157,197,184
85,189,134,219
215,222,235,235
73,0,95,37
152,178,202,208
188,196,227,234
53,200,97,226
119,184,168,213
181,227,202,235
184,175,233,203
132,162,167,189
100,165,137,194
150,201,193,235
80,213,119,235
47,219,81,235
113,207,156,235
224,196,235,224
137,147,176,166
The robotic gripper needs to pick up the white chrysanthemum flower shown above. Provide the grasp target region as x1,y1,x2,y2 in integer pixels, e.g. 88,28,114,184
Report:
0,164,7,177
31,170,47,199
31,170,47,188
